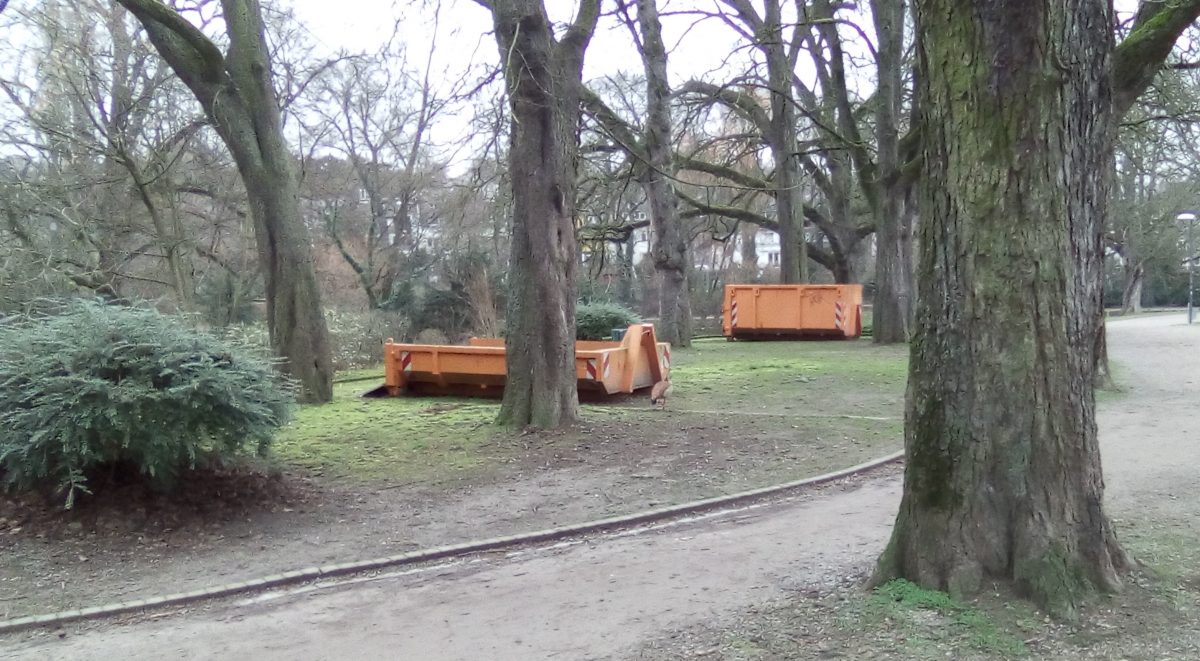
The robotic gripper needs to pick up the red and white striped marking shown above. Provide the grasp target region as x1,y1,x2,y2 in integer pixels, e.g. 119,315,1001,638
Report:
399,351,413,374
834,301,845,330
730,298,739,328
586,355,612,381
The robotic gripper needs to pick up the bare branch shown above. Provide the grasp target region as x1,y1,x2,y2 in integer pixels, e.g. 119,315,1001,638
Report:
1113,0,1200,118
113,0,225,81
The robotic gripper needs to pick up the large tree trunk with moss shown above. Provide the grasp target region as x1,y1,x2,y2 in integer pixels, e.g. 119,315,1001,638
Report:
116,0,333,403
484,0,599,428
244,172,333,403
636,0,691,347
873,0,1129,617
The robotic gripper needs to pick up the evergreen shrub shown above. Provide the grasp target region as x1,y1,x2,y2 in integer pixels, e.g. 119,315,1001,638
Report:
576,302,640,340
0,300,293,507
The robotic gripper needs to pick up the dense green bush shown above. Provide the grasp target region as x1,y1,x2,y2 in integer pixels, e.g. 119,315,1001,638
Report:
412,288,472,339
0,300,293,507
576,302,640,340
195,270,258,327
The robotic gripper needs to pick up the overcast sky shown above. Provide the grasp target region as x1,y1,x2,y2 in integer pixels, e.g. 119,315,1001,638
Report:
280,0,766,169
0,0,1157,166
288,0,752,85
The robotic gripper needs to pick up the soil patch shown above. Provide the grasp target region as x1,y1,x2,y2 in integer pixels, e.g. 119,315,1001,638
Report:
0,339,906,619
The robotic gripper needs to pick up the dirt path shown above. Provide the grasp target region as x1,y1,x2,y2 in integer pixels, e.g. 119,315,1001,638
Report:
1096,315,1200,514
0,340,905,620
5,315,1196,660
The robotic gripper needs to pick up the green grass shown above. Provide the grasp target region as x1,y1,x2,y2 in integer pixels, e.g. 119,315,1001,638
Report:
273,338,909,485
682,577,1036,661
332,365,385,383
1094,360,1130,404
668,338,908,417
860,579,1030,658
1105,307,1186,319
272,379,500,483
1120,518,1200,585
663,527,1200,661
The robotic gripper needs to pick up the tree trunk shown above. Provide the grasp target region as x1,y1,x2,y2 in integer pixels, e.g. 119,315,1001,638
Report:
118,0,334,403
1121,260,1144,314
873,213,913,342
873,0,1129,618
741,223,759,268
830,252,852,284
765,0,805,284
870,0,912,344
637,0,691,348
247,177,334,403
848,231,873,283
817,152,863,285
821,225,858,284
487,0,599,428
222,0,332,403
617,234,636,307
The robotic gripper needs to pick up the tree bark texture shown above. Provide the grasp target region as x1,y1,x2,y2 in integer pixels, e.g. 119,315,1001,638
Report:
1120,262,1144,315
869,0,913,343
116,0,333,403
763,0,805,283
874,0,1129,617
487,0,599,428
636,0,691,347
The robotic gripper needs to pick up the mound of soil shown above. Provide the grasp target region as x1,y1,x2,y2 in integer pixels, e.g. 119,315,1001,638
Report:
0,463,315,542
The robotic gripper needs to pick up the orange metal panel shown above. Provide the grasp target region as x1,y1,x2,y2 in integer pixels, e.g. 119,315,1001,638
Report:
373,324,671,399
722,284,864,339
467,338,505,348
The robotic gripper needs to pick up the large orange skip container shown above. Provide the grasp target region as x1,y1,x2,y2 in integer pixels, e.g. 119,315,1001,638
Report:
365,323,671,399
722,284,863,339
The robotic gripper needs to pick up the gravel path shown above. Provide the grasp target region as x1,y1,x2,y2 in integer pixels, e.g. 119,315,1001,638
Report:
5,314,1196,661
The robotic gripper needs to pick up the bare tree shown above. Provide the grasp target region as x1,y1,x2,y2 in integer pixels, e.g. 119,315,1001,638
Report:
672,3,878,286
0,1,213,305
578,0,694,346
302,19,463,310
681,0,806,283
115,0,333,403
474,0,601,428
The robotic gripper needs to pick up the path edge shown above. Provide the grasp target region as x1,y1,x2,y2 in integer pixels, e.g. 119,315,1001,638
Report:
0,450,904,635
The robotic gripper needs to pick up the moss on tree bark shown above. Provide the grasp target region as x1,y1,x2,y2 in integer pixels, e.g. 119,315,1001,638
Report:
117,0,333,403
873,0,1130,618
484,0,599,428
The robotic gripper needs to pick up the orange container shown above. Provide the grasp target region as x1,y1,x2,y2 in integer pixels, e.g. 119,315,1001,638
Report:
368,323,671,399
722,284,863,339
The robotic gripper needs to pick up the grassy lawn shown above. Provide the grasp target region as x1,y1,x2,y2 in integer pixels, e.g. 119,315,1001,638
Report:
272,338,909,489
1104,307,1186,319
665,337,907,417
272,385,498,482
